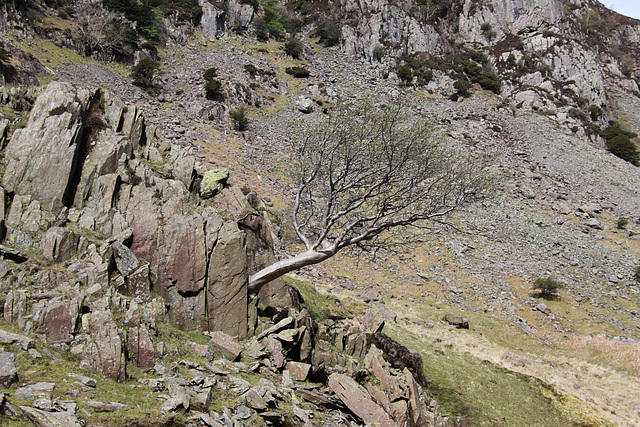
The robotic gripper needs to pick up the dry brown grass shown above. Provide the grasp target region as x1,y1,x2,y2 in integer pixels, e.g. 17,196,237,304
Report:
569,335,640,370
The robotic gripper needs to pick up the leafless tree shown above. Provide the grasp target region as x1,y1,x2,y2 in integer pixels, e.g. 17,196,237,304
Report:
248,98,493,293
75,4,137,62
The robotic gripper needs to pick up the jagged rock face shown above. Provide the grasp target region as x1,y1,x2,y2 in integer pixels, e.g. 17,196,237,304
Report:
0,81,286,339
2,82,100,214
199,0,225,38
338,0,443,60
458,0,563,43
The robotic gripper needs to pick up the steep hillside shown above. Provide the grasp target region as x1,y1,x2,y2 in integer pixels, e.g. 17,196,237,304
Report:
0,0,639,426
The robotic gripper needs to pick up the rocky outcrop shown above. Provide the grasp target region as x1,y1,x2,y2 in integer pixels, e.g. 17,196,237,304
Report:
338,0,443,61
2,82,100,214
0,81,288,340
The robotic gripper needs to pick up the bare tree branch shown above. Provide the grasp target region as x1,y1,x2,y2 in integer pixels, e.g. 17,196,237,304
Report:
249,97,493,293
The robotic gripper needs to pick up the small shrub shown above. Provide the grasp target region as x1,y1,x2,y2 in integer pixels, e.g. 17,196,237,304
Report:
478,72,501,94
267,19,285,38
285,66,310,78
317,20,341,47
481,22,497,41
606,134,640,166
244,64,259,76
372,44,386,62
515,40,525,51
538,63,552,77
203,67,217,81
533,277,565,299
130,59,161,94
397,65,413,83
254,17,270,41
574,96,588,108
454,79,472,98
589,104,603,121
205,79,222,99
617,218,629,229
285,36,303,59
635,265,640,283
569,108,588,122
230,105,249,131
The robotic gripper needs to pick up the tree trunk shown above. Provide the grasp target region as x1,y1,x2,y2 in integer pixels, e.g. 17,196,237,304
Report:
248,249,333,294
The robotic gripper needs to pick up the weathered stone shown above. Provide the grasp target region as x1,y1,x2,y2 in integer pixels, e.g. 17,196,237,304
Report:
81,310,126,382
192,388,213,411
207,221,248,339
32,399,54,412
208,331,242,361
189,342,214,361
0,392,17,416
127,264,151,298
0,329,35,350
244,388,268,410
41,227,78,263
257,317,294,339
128,325,155,368
200,168,228,199
154,212,209,330
295,95,314,113
4,290,27,327
359,290,383,303
86,401,127,412
173,151,196,191
390,399,410,425
259,412,285,424
364,345,403,401
0,352,17,387
264,336,285,369
0,244,28,262
20,405,83,427
328,373,395,427
286,362,311,381
2,82,100,213
199,0,225,38
443,313,469,329
67,373,96,388
120,106,145,149
160,396,184,412
72,129,132,209
535,303,551,315
15,383,56,400
404,368,429,427
294,388,340,410
36,298,80,343
111,241,139,277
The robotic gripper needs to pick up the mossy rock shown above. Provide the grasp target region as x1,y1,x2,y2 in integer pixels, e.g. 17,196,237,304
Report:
200,168,229,199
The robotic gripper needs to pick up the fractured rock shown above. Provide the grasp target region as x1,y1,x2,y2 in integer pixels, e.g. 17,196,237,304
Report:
207,331,242,361
286,361,311,381
41,227,78,263
0,329,35,350
15,383,56,400
328,373,395,427
2,82,101,213
36,298,80,343
81,310,126,382
0,352,17,387
20,405,82,427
